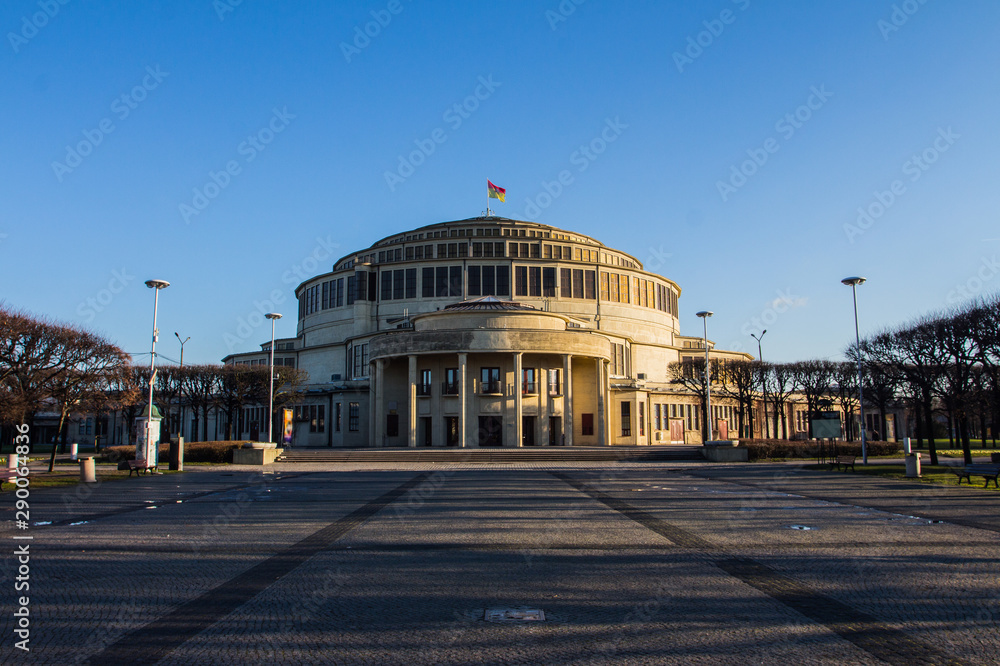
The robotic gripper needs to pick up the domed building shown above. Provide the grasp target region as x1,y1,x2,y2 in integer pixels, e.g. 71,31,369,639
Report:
224,216,750,447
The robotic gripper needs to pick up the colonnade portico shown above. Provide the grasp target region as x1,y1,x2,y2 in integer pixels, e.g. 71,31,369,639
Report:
369,349,608,447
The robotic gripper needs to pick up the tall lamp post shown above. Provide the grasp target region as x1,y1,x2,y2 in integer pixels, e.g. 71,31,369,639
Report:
751,330,767,438
265,313,282,444
696,311,714,442
145,280,169,468
174,332,189,440
842,277,868,464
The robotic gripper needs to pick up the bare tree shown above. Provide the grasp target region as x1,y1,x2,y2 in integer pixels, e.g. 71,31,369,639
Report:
717,359,756,439
791,360,836,438
764,363,798,439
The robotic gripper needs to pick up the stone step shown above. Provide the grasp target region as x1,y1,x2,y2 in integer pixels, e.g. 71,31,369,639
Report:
274,446,704,463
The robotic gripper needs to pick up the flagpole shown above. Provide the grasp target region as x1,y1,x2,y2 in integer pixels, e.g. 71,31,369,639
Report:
486,182,491,217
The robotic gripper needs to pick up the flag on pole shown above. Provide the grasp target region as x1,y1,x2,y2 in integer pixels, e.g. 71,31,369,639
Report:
487,180,506,202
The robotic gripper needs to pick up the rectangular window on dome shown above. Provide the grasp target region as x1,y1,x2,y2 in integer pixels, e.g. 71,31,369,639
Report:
480,266,495,295
560,268,572,298
381,271,393,301
495,242,505,257
572,269,584,299
422,267,434,298
542,267,556,297
472,242,483,258
515,266,528,297
437,244,447,259
483,242,494,258
449,266,462,297
496,265,510,296
405,268,416,299
585,270,596,299
600,272,609,301
509,242,519,258
529,267,541,297
406,246,414,261
322,282,329,309
530,243,540,258
347,276,356,305
468,265,481,297
543,244,552,259
435,267,449,297
414,246,423,260
389,269,401,299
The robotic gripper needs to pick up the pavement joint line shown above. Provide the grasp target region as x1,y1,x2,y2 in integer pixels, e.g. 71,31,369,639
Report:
85,471,430,665
681,467,1000,536
550,470,966,666
17,472,317,527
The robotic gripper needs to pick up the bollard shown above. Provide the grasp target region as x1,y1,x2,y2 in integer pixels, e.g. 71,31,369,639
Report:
78,456,97,483
905,452,921,478
70,442,79,461
5,453,18,484
170,436,184,471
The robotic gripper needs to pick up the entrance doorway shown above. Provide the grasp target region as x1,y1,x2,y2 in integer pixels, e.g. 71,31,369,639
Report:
478,416,502,447
445,417,459,447
420,417,433,446
522,416,536,446
549,417,561,446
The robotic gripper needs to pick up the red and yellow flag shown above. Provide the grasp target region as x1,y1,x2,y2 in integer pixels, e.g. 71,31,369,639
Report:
487,180,505,202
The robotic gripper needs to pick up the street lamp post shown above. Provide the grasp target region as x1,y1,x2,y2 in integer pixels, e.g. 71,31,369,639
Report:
842,277,868,464
265,313,283,444
696,311,714,443
751,330,767,438
144,280,169,469
174,332,189,440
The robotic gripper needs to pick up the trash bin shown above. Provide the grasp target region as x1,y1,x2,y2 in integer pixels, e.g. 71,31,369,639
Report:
169,437,184,471
905,452,921,478
78,456,97,483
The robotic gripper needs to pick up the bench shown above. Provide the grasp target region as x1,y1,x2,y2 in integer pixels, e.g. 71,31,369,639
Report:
118,459,154,477
952,464,1000,489
834,455,857,472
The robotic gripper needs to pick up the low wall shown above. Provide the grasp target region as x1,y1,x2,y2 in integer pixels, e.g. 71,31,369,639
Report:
232,447,284,465
702,440,748,462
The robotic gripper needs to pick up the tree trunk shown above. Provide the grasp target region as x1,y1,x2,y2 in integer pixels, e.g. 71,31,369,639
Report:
924,397,938,466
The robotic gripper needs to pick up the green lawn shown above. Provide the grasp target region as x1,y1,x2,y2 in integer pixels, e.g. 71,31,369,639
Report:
813,462,999,491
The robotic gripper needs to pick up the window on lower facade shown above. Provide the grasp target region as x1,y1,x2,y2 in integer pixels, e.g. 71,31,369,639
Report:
419,369,432,396
621,402,631,437
386,414,399,437
547,368,561,395
335,403,342,432
349,403,360,431
638,402,644,437
480,367,501,394
522,368,537,395
443,368,459,395
582,413,594,436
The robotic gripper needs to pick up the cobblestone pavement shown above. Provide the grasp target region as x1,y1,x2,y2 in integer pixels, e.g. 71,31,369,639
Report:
1,462,997,664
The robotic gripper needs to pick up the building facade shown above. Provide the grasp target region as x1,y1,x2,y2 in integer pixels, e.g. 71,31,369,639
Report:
224,216,753,447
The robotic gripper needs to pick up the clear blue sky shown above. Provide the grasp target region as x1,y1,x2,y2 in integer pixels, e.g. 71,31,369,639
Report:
3,0,998,366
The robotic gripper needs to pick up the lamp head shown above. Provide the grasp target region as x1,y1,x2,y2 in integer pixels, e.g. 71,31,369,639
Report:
695,311,714,318
145,279,170,290
841,277,867,286
265,312,283,320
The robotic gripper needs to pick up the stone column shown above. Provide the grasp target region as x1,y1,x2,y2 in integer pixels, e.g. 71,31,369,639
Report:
408,355,417,448
458,353,468,448
596,358,607,446
563,354,573,447
514,351,523,447
373,359,386,447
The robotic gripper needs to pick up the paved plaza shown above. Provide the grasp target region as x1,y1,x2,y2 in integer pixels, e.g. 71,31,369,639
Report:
2,460,999,664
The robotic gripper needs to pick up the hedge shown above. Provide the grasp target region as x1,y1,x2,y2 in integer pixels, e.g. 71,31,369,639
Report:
739,439,902,462
99,441,250,464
